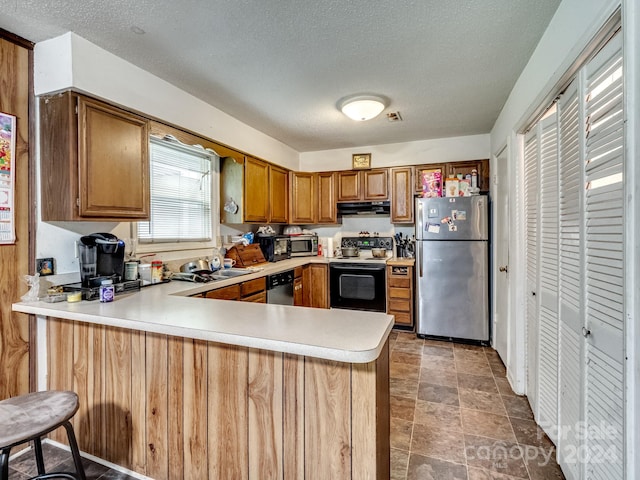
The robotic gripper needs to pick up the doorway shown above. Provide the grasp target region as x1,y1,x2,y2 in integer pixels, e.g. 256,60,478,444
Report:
493,146,509,361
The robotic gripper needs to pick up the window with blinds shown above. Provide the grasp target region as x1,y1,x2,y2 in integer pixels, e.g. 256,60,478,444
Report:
138,137,214,243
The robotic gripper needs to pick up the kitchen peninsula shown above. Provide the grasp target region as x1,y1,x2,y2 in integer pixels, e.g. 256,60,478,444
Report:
12,265,392,480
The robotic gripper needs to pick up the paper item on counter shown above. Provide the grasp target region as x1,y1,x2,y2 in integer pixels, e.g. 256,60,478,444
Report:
459,179,471,196
421,170,442,198
445,178,459,197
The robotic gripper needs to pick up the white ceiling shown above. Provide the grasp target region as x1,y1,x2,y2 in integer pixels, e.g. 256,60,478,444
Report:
1,0,560,152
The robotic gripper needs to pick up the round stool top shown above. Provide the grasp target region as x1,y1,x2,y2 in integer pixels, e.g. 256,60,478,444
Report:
0,391,79,449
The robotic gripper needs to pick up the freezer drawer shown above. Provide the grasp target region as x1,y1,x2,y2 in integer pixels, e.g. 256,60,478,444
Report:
415,240,488,341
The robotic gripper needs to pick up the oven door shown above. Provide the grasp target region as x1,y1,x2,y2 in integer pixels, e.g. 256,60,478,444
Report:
329,262,386,312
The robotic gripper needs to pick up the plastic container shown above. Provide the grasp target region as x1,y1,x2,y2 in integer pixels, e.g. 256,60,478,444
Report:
124,261,139,281
139,264,151,285
151,260,163,284
471,169,478,188
99,279,114,303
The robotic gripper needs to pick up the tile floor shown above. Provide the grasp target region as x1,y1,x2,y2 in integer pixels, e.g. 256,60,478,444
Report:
389,330,565,480
7,332,565,480
7,442,136,480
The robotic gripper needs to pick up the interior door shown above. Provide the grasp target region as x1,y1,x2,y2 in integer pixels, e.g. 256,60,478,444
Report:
536,110,560,443
524,129,540,418
493,148,509,360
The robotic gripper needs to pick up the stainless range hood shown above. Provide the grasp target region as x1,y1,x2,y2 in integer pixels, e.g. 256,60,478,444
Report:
337,201,391,215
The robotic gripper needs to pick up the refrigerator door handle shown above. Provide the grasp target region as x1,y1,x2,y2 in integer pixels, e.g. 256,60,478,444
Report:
418,240,423,277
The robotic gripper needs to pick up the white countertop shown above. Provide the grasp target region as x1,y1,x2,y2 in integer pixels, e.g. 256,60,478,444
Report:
12,257,394,363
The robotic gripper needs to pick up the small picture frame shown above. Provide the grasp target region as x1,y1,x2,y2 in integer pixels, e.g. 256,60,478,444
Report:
36,257,55,276
352,153,371,170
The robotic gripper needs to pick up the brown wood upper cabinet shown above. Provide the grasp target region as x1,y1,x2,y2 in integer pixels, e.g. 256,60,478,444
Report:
244,156,270,223
222,156,289,224
40,91,150,221
269,164,289,223
289,171,316,224
414,159,490,193
390,167,414,224
317,171,338,223
337,169,388,202
289,171,338,225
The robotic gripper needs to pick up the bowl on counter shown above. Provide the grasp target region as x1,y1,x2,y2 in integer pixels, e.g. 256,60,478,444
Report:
371,248,387,258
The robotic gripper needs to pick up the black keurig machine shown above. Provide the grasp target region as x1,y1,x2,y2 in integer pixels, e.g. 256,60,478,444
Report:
78,233,126,287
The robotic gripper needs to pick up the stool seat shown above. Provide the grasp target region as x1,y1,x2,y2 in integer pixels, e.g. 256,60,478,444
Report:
0,391,85,480
0,391,79,450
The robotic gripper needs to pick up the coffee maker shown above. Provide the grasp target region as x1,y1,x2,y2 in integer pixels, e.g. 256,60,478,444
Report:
78,233,126,287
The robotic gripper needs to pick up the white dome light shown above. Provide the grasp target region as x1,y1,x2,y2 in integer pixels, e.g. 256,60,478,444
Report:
339,95,386,121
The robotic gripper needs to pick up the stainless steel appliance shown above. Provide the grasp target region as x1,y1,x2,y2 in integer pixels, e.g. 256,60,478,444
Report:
267,270,294,305
289,234,318,257
415,196,489,342
329,236,392,312
256,235,291,262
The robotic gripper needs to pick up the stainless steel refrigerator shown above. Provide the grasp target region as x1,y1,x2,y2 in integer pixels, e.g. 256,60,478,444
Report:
415,196,489,342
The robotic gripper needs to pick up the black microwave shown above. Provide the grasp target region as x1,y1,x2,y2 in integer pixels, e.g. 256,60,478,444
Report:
256,235,291,262
289,234,318,257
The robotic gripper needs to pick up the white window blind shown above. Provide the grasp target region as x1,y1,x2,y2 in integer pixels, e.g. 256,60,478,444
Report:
138,137,214,243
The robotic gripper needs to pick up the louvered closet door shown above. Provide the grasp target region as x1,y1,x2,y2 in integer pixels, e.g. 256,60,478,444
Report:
582,32,624,479
557,79,583,480
537,111,559,442
524,129,539,416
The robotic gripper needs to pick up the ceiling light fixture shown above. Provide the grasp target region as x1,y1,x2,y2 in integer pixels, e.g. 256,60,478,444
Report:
338,95,386,121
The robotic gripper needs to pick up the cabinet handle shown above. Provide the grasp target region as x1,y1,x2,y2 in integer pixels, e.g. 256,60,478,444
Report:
582,327,591,338
499,266,508,273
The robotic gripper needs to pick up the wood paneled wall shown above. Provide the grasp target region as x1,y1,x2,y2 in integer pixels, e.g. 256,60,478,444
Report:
0,31,33,399
47,318,390,480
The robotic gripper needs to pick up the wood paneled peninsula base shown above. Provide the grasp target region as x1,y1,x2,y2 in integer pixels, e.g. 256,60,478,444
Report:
13,277,391,480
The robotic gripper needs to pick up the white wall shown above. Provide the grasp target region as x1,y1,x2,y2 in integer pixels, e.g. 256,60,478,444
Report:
299,134,490,172
35,33,299,170
489,0,621,394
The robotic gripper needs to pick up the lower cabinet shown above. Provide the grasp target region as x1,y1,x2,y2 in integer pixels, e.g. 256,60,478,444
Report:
294,264,328,308
203,268,326,308
205,284,240,300
204,278,266,303
386,261,414,328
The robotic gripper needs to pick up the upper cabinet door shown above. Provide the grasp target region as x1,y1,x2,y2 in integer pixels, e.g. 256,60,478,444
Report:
244,156,269,223
362,169,388,200
40,92,150,221
78,96,150,218
269,165,289,223
390,167,413,223
337,171,360,201
317,172,337,224
289,171,316,224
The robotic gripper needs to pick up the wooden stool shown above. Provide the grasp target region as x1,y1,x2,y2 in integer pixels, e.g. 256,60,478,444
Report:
0,391,86,480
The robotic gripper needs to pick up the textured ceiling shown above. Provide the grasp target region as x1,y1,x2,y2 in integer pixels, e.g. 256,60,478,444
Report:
0,0,560,152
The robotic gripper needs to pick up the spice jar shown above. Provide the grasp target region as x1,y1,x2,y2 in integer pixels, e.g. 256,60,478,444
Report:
151,260,163,284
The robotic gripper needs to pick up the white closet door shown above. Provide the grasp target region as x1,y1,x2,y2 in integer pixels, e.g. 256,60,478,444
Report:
524,129,539,416
582,32,624,479
537,110,559,442
557,79,583,480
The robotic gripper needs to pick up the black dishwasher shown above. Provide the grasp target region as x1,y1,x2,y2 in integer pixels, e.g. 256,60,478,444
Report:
266,270,294,305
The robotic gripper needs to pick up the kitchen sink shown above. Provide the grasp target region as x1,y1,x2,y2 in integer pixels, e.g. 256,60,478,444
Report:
211,268,252,280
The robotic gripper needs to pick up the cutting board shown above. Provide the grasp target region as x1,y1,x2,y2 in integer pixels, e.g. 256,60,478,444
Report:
225,243,268,268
